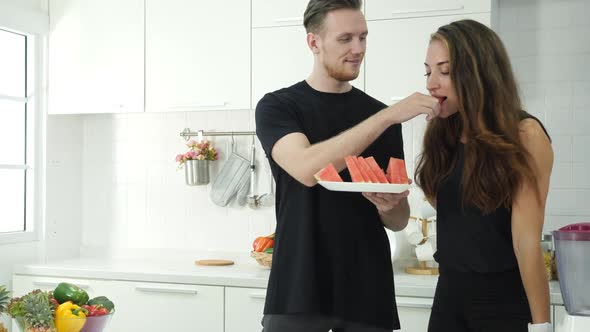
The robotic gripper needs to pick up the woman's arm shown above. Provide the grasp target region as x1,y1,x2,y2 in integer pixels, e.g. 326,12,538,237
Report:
511,119,554,325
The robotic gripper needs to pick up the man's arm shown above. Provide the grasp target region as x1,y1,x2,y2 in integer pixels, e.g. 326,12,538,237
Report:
271,93,440,187
362,189,410,231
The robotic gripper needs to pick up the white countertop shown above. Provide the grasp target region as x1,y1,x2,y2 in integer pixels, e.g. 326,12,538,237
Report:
13,254,564,305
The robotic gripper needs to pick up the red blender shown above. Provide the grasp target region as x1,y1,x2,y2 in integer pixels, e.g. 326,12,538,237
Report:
553,223,590,331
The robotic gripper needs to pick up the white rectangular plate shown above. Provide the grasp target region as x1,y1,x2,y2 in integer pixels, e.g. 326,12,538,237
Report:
317,181,411,193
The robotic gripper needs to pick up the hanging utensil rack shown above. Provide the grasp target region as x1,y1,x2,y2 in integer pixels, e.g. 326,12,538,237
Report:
180,128,255,141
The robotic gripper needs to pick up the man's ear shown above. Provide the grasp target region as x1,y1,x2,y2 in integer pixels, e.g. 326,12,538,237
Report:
307,32,320,54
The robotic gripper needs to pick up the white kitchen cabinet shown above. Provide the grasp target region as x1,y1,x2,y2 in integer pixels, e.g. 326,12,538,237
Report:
97,280,224,332
252,0,310,28
395,296,433,332
252,25,365,109
365,13,490,106
366,0,490,21
48,0,144,114
12,276,224,332
145,0,250,113
225,287,267,332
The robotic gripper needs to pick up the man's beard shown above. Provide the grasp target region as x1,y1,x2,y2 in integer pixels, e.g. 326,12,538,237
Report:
325,61,360,82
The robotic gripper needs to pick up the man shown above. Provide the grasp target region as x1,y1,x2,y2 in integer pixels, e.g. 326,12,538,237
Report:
255,0,440,331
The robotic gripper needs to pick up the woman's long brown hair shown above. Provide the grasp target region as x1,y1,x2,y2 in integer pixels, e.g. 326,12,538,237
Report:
415,20,539,214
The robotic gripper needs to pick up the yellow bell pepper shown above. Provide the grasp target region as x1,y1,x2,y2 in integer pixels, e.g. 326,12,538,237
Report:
55,301,87,332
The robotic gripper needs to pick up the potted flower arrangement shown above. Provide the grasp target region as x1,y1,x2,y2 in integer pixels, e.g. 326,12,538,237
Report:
175,139,219,185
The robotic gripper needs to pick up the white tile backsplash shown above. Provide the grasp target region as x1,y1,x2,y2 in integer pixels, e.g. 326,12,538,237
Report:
544,82,573,111
551,136,573,162
572,163,590,189
547,189,590,216
550,163,572,189
76,111,275,253
574,82,590,108
573,136,590,162
496,0,590,231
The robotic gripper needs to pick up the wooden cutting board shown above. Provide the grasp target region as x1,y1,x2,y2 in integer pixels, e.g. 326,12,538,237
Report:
195,259,234,266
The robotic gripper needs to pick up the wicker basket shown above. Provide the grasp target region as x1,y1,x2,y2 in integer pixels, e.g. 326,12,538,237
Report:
250,251,272,268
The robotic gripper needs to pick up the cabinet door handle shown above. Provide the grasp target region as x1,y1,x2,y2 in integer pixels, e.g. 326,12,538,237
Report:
135,286,198,295
168,102,227,110
396,297,433,309
33,281,89,289
273,17,303,23
249,292,266,300
391,5,464,16
398,302,432,309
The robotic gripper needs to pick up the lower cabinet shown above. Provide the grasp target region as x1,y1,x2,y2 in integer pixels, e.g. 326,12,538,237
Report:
395,296,433,332
100,280,224,332
225,287,267,332
12,275,224,332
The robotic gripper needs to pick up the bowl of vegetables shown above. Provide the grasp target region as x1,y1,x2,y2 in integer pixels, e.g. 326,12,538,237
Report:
8,282,115,332
251,233,274,268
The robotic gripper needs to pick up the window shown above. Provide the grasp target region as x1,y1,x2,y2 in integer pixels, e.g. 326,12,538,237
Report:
0,27,40,243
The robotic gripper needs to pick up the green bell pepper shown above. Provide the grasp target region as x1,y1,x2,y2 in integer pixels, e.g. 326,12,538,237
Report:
53,283,89,305
87,296,115,312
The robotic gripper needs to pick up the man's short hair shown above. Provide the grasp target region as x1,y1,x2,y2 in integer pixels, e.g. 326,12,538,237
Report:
303,0,363,34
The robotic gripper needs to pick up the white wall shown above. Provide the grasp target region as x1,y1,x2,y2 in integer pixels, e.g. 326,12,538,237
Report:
41,0,590,260
45,115,83,259
495,0,590,232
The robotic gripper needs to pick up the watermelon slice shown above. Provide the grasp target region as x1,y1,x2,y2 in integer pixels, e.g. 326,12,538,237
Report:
357,157,378,183
354,157,371,182
365,157,389,183
344,156,365,182
386,157,409,184
314,163,343,182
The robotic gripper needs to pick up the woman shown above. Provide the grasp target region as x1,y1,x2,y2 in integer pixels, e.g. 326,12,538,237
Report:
415,20,554,332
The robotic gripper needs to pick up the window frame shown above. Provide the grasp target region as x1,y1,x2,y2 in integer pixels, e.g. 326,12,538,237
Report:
0,27,45,245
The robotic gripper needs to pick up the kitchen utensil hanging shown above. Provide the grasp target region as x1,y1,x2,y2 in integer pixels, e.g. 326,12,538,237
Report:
210,134,251,207
247,135,260,209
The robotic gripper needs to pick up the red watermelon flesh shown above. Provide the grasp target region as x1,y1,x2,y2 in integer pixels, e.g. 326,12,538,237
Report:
357,157,378,183
314,163,343,182
365,157,389,183
386,157,409,184
344,156,365,182
354,158,371,182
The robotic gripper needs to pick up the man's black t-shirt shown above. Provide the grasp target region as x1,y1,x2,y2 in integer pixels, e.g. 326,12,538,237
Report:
255,81,403,330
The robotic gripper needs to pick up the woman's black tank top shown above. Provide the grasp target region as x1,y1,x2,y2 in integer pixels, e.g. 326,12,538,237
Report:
433,112,550,273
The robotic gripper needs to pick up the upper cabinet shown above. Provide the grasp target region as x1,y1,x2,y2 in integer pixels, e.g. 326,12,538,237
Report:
365,0,490,21
252,0,309,28
252,25,365,109
364,13,490,106
145,0,250,113
47,0,491,114
48,0,144,114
